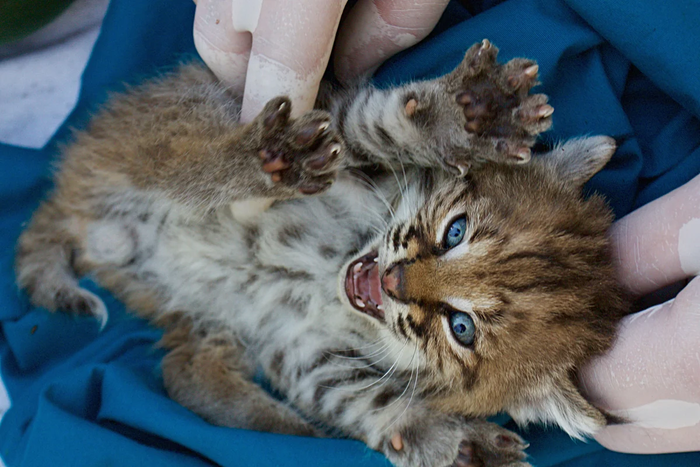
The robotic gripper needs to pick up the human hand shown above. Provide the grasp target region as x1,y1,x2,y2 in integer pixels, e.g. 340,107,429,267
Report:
580,174,700,453
193,0,449,122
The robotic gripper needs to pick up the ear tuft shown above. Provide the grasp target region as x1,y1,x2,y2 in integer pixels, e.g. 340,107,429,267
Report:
507,377,606,440
537,136,616,188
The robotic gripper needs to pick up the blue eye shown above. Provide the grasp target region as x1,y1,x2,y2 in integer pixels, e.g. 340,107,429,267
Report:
443,217,467,249
449,312,475,347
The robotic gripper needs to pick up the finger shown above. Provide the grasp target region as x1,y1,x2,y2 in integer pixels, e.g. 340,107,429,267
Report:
611,173,700,297
580,277,700,453
333,0,450,84
240,0,347,122
194,0,252,93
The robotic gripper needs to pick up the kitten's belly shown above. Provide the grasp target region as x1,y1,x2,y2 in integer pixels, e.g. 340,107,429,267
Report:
131,179,384,350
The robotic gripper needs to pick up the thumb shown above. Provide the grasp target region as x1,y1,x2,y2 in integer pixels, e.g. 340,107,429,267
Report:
193,0,252,93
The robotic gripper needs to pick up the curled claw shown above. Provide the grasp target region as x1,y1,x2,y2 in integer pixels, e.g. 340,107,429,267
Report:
507,63,539,90
518,103,554,123
524,64,539,78
495,433,526,449
263,98,291,130
472,39,496,67
513,147,532,163
538,104,554,117
304,142,342,171
330,143,341,156
295,120,331,146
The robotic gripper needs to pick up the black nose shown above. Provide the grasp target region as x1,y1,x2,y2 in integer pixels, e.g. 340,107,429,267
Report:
381,263,406,301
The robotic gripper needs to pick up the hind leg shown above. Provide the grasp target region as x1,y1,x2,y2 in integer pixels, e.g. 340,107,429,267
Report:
16,200,110,326
159,316,319,436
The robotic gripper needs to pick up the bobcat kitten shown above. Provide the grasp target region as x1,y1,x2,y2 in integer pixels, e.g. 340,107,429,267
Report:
16,40,626,467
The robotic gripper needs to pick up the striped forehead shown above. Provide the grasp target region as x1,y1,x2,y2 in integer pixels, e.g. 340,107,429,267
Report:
393,181,427,222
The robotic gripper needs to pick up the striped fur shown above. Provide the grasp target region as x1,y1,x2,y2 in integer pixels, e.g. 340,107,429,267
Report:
15,42,626,467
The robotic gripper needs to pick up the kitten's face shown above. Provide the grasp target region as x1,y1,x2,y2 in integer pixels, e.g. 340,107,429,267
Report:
340,137,627,439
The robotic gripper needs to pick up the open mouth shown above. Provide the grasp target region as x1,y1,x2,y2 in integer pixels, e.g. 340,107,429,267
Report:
344,251,385,321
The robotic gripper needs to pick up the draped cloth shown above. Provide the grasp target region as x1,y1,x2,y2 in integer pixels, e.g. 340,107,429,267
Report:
1,0,698,465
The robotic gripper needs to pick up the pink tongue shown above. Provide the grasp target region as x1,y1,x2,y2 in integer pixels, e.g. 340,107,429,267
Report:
368,264,383,307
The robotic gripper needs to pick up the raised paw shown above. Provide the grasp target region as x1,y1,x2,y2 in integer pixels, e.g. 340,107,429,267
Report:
454,40,553,137
400,40,553,173
449,40,552,162
255,97,345,196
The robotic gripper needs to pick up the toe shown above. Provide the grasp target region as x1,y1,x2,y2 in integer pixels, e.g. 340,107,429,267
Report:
260,150,289,173
451,441,483,467
469,39,498,71
299,180,332,195
295,120,331,146
262,97,292,130
505,61,539,91
304,142,342,172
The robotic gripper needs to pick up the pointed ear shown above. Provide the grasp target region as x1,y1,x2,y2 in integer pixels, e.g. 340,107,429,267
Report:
536,136,616,188
507,376,606,440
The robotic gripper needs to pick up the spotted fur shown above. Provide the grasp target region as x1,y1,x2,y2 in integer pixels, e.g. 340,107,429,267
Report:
16,41,626,467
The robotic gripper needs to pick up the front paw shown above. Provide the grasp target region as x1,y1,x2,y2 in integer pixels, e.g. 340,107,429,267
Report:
404,40,553,174
255,97,345,195
452,420,530,467
384,418,530,467
452,40,553,148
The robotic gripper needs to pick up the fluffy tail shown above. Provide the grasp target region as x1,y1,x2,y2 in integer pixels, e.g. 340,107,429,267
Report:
15,201,108,328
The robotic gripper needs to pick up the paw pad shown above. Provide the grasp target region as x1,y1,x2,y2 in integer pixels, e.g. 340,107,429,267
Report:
256,99,344,195
447,40,554,160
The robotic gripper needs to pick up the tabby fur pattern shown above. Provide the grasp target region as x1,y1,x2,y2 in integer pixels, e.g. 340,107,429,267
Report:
16,40,627,467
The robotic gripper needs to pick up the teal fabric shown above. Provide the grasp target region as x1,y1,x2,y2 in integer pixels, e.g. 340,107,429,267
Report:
1,0,699,466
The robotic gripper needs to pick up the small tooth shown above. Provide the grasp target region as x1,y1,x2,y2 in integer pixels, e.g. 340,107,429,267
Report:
376,304,383,310
356,299,365,308
373,257,379,263
318,121,330,131
354,262,363,273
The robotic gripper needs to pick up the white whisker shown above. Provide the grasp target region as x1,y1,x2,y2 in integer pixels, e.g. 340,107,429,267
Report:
326,336,390,355
370,342,418,414
320,341,407,392
348,170,396,222
383,342,420,432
